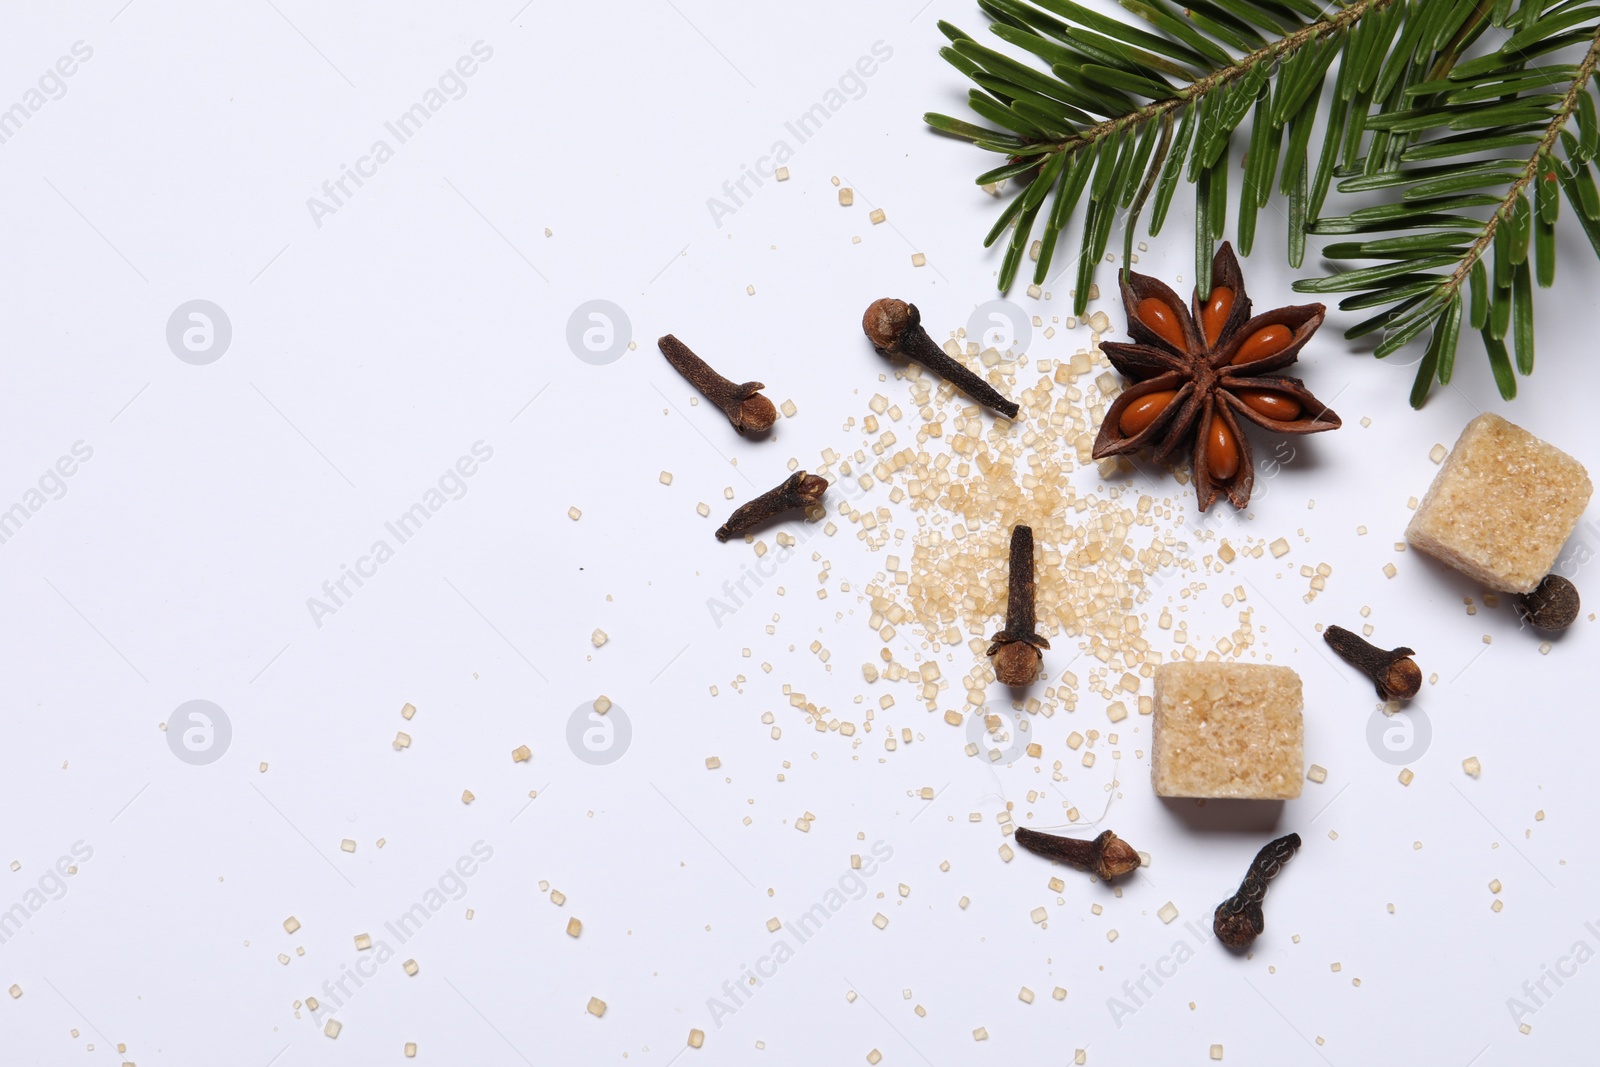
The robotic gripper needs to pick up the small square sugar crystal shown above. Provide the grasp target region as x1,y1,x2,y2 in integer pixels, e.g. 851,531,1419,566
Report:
1152,663,1303,799
1406,413,1591,593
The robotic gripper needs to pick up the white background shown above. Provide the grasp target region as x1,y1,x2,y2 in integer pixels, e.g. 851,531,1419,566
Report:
1,1,1596,1064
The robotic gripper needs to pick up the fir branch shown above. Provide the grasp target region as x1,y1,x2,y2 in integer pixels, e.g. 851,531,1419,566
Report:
1440,36,1599,316
930,0,1600,404
1018,1,1388,160
1302,17,1600,404
929,0,1403,310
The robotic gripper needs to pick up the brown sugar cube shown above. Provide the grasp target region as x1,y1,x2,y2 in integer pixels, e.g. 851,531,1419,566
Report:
1406,413,1591,593
1152,663,1303,799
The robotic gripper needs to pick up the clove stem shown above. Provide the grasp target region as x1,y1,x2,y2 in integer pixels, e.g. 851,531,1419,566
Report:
1213,832,1300,950
1323,624,1421,701
659,334,777,435
987,525,1050,686
715,472,827,542
1014,827,1141,881
862,299,1021,419
1004,524,1037,638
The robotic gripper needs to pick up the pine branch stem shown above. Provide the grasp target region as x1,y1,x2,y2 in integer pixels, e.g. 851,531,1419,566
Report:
1427,0,1498,82
1439,28,1600,304
1045,0,1401,160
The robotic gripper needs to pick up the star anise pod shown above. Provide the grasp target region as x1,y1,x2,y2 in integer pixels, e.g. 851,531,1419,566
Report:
1091,243,1341,511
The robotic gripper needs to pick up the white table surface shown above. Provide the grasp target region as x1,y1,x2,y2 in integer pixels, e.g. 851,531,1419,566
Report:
2,2,1596,1064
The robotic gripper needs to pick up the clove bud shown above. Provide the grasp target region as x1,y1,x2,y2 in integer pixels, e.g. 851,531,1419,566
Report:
862,298,1020,419
987,524,1050,686
659,334,777,436
1323,624,1421,701
1213,832,1300,950
1014,827,1141,881
715,472,827,543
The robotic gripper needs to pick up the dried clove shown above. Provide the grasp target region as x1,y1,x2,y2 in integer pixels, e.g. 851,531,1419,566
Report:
987,524,1050,686
1014,827,1141,881
658,334,777,436
1323,624,1421,701
1213,832,1300,950
715,471,827,543
862,298,1020,419
1514,574,1580,631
